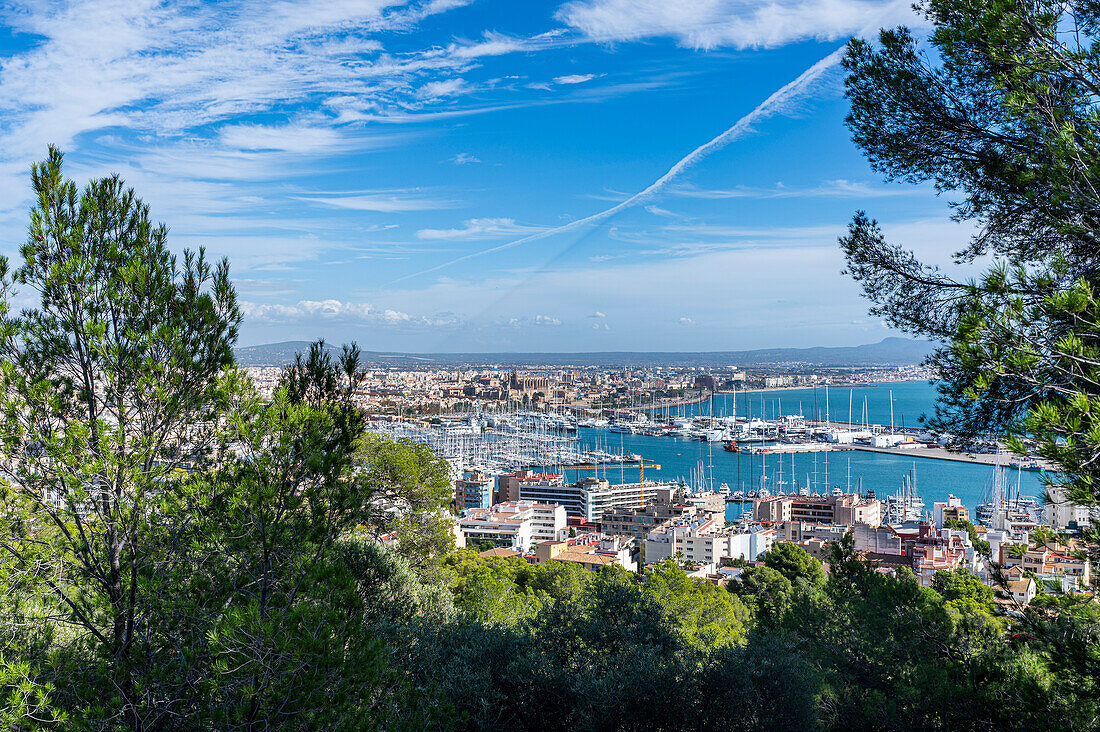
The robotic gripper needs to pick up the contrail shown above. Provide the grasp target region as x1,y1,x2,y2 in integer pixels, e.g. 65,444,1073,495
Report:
387,46,846,286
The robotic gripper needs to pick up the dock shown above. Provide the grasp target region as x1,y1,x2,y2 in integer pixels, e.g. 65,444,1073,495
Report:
558,463,661,470
849,444,1054,469
733,443,855,455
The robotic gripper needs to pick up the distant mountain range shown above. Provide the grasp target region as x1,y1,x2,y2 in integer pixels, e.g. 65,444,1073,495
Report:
233,337,935,369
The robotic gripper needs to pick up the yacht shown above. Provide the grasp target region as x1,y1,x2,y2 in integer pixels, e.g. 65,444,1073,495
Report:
883,468,924,523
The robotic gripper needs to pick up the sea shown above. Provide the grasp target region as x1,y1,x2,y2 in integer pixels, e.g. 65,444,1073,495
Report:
560,381,1048,523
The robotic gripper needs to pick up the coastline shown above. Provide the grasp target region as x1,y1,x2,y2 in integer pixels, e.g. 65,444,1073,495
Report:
714,377,930,396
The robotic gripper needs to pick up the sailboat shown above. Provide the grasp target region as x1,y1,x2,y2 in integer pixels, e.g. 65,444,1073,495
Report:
884,464,924,523
976,451,1042,527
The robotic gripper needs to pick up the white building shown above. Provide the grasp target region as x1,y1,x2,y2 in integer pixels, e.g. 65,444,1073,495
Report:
871,433,908,448
1044,484,1095,529
645,518,775,566
458,501,567,552
518,476,673,522
932,494,967,528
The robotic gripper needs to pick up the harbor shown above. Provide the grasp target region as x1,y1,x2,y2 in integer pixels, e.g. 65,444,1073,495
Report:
366,379,1053,519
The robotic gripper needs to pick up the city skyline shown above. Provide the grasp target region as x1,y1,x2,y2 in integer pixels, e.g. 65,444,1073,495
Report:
0,1,973,350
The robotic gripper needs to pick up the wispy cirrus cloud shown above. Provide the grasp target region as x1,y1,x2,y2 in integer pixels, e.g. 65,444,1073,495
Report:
296,191,457,212
672,179,918,200
415,217,546,240
556,0,921,49
554,73,597,84
216,123,351,154
450,152,481,164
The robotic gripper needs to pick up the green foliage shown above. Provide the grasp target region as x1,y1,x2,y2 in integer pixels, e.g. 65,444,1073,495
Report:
642,560,749,651
358,434,454,572
932,568,1001,626
733,565,793,628
0,147,241,727
0,151,454,728
840,0,1100,503
764,541,825,586
339,536,456,626
388,560,750,730
694,633,820,729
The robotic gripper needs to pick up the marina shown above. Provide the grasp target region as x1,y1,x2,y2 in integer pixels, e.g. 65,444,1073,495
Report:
366,380,1053,522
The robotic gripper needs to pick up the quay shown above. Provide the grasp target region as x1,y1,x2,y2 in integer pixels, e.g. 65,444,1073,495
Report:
734,443,854,455
849,444,1054,469
558,462,662,470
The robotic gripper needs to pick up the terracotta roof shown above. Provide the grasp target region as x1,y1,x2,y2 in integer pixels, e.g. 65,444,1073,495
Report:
479,547,520,558
555,551,618,566
1008,578,1035,593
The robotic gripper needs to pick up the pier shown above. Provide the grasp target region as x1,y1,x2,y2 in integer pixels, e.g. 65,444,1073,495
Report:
559,462,662,470
734,443,855,455
849,444,1054,469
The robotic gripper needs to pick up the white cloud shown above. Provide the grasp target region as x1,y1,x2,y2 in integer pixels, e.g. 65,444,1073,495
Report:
554,73,596,84
450,152,481,164
445,31,546,59
672,179,918,200
240,298,457,327
678,316,695,326
589,311,607,318
415,217,545,240
418,78,469,98
297,191,455,212
217,123,349,154
644,204,677,217
556,0,921,50
0,0,534,207
499,314,562,328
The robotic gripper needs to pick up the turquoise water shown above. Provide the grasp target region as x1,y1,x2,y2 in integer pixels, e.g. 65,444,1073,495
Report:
652,380,940,431
565,380,1047,523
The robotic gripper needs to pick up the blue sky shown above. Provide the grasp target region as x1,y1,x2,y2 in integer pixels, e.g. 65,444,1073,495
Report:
0,0,970,351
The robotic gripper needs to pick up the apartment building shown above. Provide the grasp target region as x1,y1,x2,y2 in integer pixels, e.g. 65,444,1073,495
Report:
532,535,638,572
455,471,494,510
518,475,671,521
599,486,721,539
458,501,567,551
932,495,970,527
645,517,774,566
754,493,881,526
497,469,565,504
